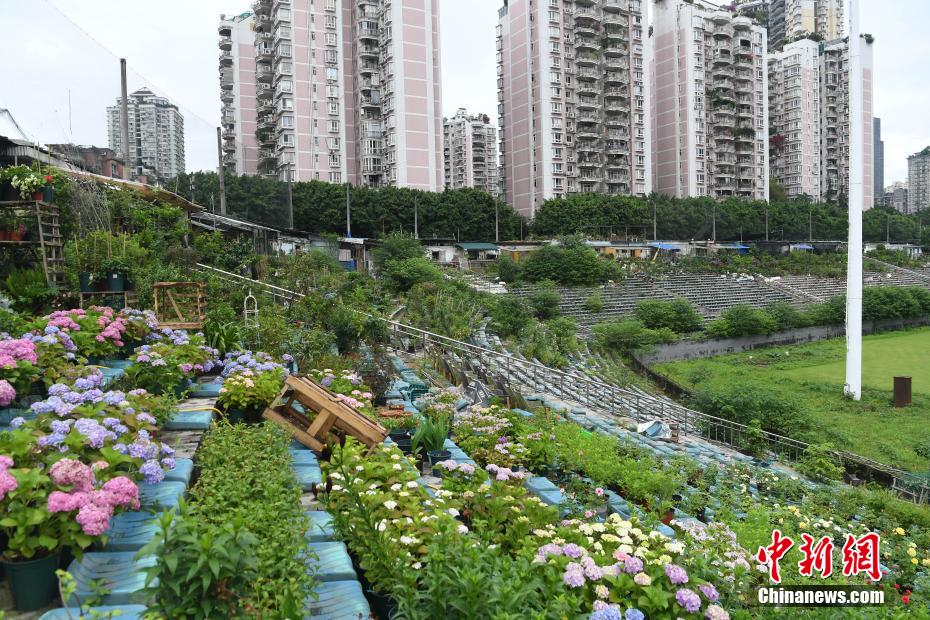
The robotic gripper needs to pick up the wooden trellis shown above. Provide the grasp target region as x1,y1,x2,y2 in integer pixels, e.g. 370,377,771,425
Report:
153,282,206,329
263,375,387,452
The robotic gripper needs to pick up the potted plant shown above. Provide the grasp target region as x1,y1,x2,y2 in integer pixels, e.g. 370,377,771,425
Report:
383,415,418,454
9,169,47,201
102,254,130,292
218,365,287,424
411,416,450,472
9,223,26,242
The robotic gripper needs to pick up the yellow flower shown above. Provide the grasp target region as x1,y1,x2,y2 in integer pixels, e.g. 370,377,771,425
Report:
799,522,807,529
921,558,930,567
907,547,917,557
895,527,906,536
912,558,919,565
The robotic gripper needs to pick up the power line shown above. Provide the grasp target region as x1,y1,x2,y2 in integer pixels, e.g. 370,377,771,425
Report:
43,0,219,131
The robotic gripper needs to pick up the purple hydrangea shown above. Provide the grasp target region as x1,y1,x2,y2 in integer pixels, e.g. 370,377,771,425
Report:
75,418,107,448
625,610,645,620
160,443,174,457
623,556,644,574
103,391,126,406
38,432,67,448
9,416,25,429
113,442,128,454
140,459,165,484
102,417,120,429
48,383,70,396
665,563,689,585
161,457,176,470
562,543,584,559
563,563,586,588
30,400,57,414
50,419,73,435
676,588,701,614
699,583,719,603
74,377,95,391
589,608,622,620
136,412,156,425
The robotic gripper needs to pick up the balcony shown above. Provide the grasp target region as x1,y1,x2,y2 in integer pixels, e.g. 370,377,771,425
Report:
714,79,734,91
604,57,628,71
257,65,274,82
577,111,599,123
574,7,600,23
360,93,381,109
219,36,232,51
218,24,233,36
256,83,274,100
602,0,630,11
605,72,628,85
576,52,599,67
359,45,379,59
605,141,626,155
576,81,597,96
604,88,627,99
576,67,599,81
575,35,598,51
576,128,600,139
577,97,600,111
221,90,234,104
358,25,379,41
360,62,379,74
257,46,274,61
714,24,734,39
604,43,627,57
258,149,277,163
605,101,629,114
219,51,233,66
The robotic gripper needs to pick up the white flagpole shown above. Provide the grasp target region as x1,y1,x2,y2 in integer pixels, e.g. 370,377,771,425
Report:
845,0,863,400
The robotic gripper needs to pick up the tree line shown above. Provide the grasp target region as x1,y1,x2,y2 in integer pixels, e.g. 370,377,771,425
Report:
174,172,926,244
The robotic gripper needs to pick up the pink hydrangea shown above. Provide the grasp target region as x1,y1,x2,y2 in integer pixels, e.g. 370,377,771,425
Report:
0,339,38,364
49,459,94,493
75,500,114,536
0,380,16,407
0,457,17,500
47,490,90,513
101,476,140,510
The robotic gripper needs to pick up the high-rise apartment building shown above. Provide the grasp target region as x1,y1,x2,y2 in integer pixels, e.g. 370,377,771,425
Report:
908,147,930,215
652,0,769,201
106,88,185,180
497,0,651,218
442,108,499,195
884,182,908,214
819,37,873,207
219,13,259,176
873,116,883,204
768,0,843,51
768,39,821,200
220,0,443,191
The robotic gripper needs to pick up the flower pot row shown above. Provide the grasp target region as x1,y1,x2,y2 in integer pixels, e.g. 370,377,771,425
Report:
79,272,130,293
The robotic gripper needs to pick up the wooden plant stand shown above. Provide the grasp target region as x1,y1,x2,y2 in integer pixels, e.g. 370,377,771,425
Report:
153,282,206,329
263,375,387,452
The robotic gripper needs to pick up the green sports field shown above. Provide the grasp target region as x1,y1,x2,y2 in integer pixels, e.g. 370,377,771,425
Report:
655,327,930,472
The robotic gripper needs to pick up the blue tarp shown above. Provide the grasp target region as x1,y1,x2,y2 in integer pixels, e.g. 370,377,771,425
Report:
649,242,680,251
793,244,814,250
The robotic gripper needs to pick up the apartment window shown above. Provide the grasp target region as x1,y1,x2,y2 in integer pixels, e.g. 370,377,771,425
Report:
278,43,292,57
551,86,561,97
549,26,560,38
328,119,340,133
325,0,336,10
550,41,560,53
277,61,292,74
326,84,339,98
697,173,705,183
328,101,339,115
329,154,341,167
280,115,294,128
636,155,645,165
325,49,338,63
277,79,293,93
552,163,563,174
281,133,294,145
552,117,562,129
549,71,560,84
325,15,336,29
329,172,342,182
553,132,562,143
553,147,563,159
554,178,564,189
326,67,339,82
549,10,559,21
551,102,562,113
277,8,291,20
325,32,336,46
280,98,293,110
697,147,705,158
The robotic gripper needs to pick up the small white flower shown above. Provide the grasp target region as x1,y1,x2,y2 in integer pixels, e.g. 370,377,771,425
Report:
393,464,402,471
384,500,398,510
391,483,402,491
406,481,418,488
412,562,422,569
457,524,469,534
447,508,460,517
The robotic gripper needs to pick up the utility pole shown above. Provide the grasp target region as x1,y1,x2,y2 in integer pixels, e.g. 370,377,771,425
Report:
886,212,890,244
845,0,863,401
286,165,294,229
809,207,813,241
414,196,418,239
712,204,716,243
652,202,657,240
345,183,352,238
765,207,769,241
216,127,227,215
495,201,500,243
119,59,130,181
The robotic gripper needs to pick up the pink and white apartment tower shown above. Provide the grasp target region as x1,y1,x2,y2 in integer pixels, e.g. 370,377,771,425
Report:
220,0,443,191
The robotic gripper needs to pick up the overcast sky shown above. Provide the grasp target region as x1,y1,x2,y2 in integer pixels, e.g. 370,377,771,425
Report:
2,0,927,186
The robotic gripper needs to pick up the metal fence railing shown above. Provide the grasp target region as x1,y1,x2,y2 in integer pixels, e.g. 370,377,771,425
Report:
190,263,930,503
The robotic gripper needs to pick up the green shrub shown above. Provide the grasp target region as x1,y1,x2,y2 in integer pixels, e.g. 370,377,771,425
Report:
764,302,807,331
380,257,442,293
689,382,811,437
491,296,532,338
529,281,561,320
494,254,521,284
585,291,604,313
634,299,702,333
795,443,844,482
705,305,776,338
592,319,677,354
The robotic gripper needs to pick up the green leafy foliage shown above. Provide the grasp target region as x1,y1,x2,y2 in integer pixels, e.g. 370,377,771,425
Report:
705,305,777,338
592,319,677,354
795,443,844,482
520,237,619,286
490,295,532,339
634,299,702,333
528,281,561,320
690,382,811,438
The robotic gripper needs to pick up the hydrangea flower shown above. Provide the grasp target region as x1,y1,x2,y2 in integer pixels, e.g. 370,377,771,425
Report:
140,459,165,484
665,563,689,585
699,583,720,603
676,588,701,613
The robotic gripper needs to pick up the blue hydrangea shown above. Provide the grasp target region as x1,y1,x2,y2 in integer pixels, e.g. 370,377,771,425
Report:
140,459,165,484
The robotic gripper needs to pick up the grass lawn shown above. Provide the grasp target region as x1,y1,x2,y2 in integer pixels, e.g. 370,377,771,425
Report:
655,327,930,472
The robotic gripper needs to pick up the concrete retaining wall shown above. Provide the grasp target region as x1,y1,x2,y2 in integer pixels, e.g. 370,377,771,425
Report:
640,317,930,363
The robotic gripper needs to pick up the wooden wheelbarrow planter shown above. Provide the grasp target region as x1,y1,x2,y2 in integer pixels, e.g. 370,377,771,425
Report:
263,375,387,452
